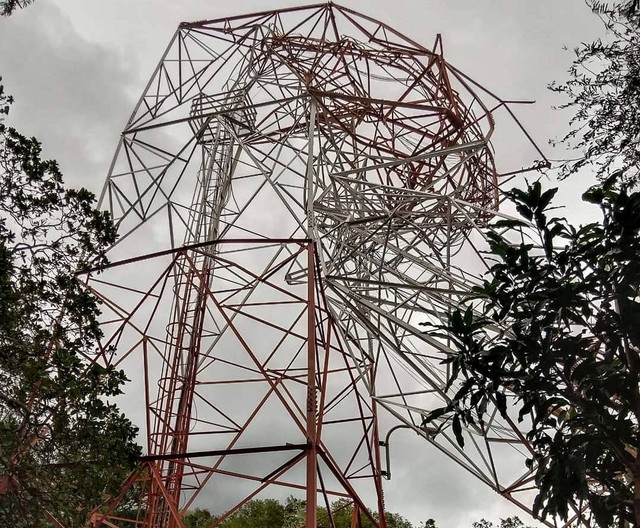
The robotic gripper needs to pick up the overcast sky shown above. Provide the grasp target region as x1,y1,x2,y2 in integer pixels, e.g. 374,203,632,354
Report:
0,2,606,527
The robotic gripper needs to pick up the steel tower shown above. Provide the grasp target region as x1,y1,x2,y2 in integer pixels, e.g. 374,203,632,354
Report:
77,4,578,527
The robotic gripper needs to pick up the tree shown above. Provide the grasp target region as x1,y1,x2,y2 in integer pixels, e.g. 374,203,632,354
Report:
221,499,286,528
181,497,532,528
183,508,218,528
0,87,140,525
0,0,35,16
384,511,414,528
420,2,640,526
182,498,416,528
423,179,640,527
281,496,305,528
472,518,534,528
321,498,412,528
550,0,640,185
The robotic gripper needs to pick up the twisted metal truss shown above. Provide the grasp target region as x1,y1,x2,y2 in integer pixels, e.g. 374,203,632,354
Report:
76,4,585,527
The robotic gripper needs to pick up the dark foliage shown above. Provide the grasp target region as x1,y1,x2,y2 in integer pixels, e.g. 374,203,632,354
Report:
0,87,140,526
473,519,534,528
423,179,640,527
423,2,640,526
551,1,640,185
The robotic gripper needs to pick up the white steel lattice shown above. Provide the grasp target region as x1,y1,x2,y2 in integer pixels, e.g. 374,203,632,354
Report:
80,4,585,528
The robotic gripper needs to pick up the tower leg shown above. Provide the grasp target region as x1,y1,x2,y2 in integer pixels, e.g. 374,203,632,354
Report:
306,242,318,528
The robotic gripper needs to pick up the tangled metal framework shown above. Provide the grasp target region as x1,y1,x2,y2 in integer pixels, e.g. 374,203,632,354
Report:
73,4,586,528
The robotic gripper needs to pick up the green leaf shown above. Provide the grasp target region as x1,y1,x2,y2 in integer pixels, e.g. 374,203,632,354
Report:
451,415,464,448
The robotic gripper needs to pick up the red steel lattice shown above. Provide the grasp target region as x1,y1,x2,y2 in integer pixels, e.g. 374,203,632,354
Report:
44,3,582,528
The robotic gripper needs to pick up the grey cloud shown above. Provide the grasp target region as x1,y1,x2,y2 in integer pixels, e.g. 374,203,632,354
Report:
0,1,140,195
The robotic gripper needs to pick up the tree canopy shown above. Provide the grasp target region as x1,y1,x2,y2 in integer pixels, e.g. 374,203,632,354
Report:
0,85,140,526
551,0,640,185
424,179,640,526
0,0,34,16
181,497,496,528
422,2,640,526
473,518,534,528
